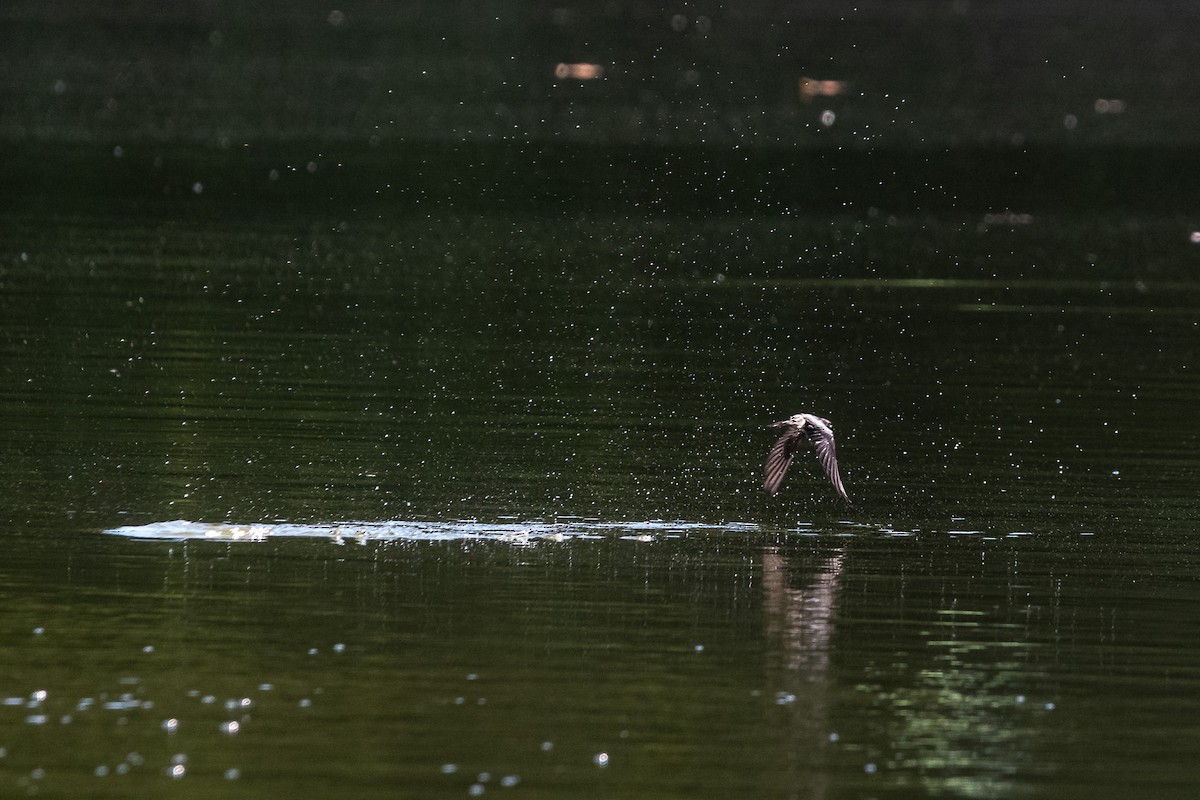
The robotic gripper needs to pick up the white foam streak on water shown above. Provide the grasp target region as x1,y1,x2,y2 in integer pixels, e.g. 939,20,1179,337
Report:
102,519,763,544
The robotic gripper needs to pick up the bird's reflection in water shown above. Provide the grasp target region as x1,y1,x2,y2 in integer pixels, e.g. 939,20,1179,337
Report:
762,545,845,800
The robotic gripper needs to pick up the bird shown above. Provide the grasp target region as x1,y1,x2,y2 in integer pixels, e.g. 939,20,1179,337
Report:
763,413,850,502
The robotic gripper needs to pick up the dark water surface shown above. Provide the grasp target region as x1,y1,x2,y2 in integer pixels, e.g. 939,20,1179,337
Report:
4,1,1200,798
4,171,1200,797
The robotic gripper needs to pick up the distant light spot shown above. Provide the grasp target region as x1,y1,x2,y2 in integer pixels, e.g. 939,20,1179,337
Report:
142,645,155,654
540,741,554,752
554,62,604,80
500,775,520,787
864,762,878,774
592,752,609,767
440,764,458,774
468,784,485,797
94,765,110,777
332,643,346,653
220,721,240,735
191,182,203,195
1189,231,1200,244
161,718,179,734
224,768,241,780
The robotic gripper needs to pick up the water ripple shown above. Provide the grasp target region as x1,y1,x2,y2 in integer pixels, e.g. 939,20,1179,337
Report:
102,519,763,544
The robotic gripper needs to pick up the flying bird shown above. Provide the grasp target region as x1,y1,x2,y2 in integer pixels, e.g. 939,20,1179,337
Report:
763,413,850,502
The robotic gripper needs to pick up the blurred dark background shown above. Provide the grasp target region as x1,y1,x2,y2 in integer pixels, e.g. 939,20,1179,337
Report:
5,0,1200,147
4,1,1200,218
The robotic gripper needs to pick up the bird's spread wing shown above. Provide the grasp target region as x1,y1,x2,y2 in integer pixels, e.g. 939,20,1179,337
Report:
806,421,850,502
763,431,799,495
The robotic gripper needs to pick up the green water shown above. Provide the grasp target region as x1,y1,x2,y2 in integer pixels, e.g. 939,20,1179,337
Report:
4,2,1200,798
4,150,1199,797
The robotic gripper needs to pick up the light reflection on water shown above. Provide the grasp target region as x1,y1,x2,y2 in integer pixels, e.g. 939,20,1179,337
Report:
101,518,1077,544
102,518,763,543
